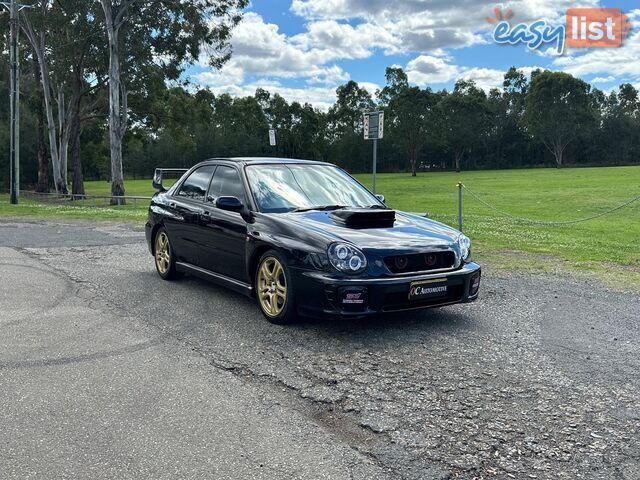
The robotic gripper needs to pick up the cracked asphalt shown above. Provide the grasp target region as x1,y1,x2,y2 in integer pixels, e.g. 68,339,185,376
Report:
1,219,638,479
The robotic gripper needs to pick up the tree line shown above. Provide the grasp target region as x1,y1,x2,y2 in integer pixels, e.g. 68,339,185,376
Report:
0,0,247,201
1,6,639,198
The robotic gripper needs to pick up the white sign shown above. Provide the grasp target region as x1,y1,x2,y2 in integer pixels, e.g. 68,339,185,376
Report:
269,129,276,146
363,111,384,140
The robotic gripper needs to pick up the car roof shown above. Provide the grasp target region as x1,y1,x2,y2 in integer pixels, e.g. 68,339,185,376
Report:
197,157,334,167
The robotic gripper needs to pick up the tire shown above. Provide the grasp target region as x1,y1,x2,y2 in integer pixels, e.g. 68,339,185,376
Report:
154,227,179,280
255,250,297,325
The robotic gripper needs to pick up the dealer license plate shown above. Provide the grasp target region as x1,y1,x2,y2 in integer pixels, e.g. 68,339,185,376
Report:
408,278,448,300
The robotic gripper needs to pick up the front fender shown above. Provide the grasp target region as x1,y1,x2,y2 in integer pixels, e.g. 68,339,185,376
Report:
246,231,329,281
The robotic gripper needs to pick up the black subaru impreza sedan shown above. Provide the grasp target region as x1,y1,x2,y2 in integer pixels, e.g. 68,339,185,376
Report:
145,158,481,324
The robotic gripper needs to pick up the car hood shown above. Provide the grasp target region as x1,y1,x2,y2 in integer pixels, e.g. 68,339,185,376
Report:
280,210,460,252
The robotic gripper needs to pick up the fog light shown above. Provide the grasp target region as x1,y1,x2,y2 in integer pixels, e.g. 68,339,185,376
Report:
469,272,481,296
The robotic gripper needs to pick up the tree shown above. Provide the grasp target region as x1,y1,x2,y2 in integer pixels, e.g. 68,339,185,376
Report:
29,55,49,192
326,81,374,171
523,71,594,167
98,0,248,203
20,1,106,196
381,67,439,176
440,80,489,172
484,67,530,169
20,1,67,193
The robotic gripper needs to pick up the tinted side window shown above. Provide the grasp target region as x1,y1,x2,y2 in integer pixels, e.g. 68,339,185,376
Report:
209,166,245,202
176,166,215,201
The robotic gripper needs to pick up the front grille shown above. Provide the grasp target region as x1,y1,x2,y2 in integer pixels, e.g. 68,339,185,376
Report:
384,251,456,274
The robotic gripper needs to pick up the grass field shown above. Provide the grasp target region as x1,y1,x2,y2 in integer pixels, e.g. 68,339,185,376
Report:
1,165,639,287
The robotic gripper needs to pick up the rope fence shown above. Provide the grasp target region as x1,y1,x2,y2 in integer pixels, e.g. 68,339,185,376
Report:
457,182,640,228
19,190,152,208
6,185,640,229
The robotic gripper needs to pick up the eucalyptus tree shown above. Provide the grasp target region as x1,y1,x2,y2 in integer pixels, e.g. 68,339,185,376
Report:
326,81,375,171
51,1,106,196
523,71,594,167
440,80,489,172
380,67,439,176
20,1,106,195
599,84,640,164
98,0,248,203
20,1,66,192
484,67,530,169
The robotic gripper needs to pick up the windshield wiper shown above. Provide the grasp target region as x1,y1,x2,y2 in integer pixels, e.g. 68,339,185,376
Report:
293,205,348,213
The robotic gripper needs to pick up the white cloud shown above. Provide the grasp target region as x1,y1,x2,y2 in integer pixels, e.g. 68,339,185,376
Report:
190,1,636,108
407,55,542,91
591,76,616,84
358,81,382,97
211,12,350,80
406,55,461,84
291,20,401,56
290,0,601,52
192,11,399,107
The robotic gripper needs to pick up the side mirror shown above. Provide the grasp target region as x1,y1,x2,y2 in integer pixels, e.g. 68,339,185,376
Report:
215,196,243,212
375,194,385,203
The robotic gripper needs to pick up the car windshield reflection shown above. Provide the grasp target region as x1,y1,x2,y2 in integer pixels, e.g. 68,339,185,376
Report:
245,164,383,213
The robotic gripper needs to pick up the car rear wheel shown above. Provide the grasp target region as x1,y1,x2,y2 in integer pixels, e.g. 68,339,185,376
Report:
154,227,179,280
256,250,297,324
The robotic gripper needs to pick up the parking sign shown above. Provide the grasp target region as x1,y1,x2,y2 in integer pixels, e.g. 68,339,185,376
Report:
364,111,384,140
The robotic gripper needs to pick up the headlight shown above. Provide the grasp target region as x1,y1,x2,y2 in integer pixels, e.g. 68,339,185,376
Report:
328,243,367,273
458,234,471,262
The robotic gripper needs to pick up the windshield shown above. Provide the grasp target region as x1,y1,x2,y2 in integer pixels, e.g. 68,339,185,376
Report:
245,164,383,213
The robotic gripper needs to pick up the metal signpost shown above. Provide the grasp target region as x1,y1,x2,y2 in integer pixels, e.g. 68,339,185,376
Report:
269,129,276,147
1,0,33,204
363,111,384,194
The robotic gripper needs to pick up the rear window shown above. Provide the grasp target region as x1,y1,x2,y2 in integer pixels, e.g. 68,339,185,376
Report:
176,166,215,201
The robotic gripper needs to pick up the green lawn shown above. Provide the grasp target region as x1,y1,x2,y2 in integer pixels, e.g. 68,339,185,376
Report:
355,166,640,288
1,166,639,287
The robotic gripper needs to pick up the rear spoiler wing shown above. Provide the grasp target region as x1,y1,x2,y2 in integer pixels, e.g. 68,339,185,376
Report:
152,168,189,192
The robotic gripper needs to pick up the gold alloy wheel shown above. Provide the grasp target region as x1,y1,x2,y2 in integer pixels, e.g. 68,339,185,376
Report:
155,231,171,274
257,256,287,317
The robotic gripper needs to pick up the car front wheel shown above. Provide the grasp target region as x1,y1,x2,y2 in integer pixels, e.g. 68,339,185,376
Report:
154,227,179,280
256,250,297,324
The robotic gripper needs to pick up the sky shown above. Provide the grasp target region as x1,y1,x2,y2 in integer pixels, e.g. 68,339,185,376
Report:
186,0,640,109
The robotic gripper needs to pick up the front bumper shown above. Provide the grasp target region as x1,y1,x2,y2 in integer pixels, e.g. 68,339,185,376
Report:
293,262,481,318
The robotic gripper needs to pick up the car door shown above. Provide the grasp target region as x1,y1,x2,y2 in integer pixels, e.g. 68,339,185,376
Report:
199,165,249,282
163,165,216,266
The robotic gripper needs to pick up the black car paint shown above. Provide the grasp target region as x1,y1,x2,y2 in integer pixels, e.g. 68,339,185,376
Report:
145,158,481,318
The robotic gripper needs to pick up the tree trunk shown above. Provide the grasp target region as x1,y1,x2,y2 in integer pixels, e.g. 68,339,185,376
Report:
69,83,84,197
33,57,49,193
455,150,463,173
58,88,70,187
548,140,565,168
101,0,127,205
554,145,563,168
70,111,84,197
21,18,65,193
410,148,417,177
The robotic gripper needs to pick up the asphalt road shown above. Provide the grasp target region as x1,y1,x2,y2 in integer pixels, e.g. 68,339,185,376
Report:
0,219,638,480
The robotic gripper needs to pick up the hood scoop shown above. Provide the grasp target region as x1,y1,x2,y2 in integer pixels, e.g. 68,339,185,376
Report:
329,208,396,229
